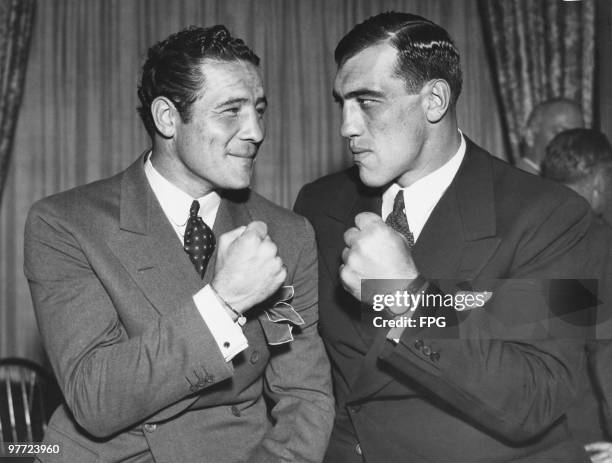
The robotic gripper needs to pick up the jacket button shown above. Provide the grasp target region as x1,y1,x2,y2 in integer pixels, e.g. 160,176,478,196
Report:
143,423,157,433
414,339,424,350
231,406,241,417
250,350,260,364
355,443,362,456
430,351,440,362
422,345,432,356
348,405,361,413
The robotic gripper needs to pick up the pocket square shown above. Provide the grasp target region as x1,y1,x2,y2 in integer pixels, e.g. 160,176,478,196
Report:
260,285,304,345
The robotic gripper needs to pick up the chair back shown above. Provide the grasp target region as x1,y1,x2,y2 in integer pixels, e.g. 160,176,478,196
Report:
0,358,62,444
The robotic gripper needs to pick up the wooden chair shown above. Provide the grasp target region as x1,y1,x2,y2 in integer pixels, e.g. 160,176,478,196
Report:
0,358,62,445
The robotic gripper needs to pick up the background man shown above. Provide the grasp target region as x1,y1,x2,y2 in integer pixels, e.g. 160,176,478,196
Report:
295,12,596,462
543,128,612,220
543,128,612,463
517,98,584,175
24,25,333,462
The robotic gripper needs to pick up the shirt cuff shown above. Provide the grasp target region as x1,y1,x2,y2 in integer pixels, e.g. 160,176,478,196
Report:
193,285,248,362
387,325,405,344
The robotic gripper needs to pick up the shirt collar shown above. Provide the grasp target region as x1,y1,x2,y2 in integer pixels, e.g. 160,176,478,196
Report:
143,152,221,229
382,131,466,242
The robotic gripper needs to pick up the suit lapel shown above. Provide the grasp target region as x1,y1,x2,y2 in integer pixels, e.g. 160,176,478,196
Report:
106,156,200,317
414,139,501,280
348,139,502,402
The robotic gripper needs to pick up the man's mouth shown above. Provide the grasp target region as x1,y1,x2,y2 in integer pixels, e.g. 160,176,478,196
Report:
227,151,257,159
349,142,371,155
351,148,371,162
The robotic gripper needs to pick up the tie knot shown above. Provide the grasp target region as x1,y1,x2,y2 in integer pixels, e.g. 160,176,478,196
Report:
189,200,200,218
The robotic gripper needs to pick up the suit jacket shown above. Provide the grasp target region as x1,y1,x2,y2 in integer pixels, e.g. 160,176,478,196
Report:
24,153,334,463
584,218,612,440
294,138,599,463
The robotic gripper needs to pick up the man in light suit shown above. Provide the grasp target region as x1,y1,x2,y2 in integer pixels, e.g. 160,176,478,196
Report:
24,25,333,462
295,12,597,462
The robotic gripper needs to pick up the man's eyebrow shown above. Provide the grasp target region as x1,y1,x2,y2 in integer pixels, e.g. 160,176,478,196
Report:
333,89,384,102
216,97,248,108
215,96,268,108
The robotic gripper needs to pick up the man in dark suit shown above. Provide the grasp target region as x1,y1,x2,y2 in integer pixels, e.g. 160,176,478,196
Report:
24,25,334,462
543,129,612,462
295,12,596,462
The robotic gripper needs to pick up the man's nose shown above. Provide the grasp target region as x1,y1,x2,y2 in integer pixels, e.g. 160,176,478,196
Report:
240,110,265,144
340,104,363,139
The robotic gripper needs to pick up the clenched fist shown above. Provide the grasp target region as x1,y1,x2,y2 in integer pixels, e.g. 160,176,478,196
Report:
212,221,287,313
340,212,418,300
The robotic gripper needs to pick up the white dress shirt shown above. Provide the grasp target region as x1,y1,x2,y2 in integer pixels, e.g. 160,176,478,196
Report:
144,154,248,362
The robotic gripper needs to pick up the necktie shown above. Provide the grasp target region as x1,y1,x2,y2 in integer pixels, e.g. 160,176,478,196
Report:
385,191,415,247
183,200,216,278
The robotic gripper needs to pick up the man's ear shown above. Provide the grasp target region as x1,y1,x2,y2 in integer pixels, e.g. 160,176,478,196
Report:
151,96,178,138
423,79,451,123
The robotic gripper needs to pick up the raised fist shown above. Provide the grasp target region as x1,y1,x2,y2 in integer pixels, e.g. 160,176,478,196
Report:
340,212,418,300
212,221,287,313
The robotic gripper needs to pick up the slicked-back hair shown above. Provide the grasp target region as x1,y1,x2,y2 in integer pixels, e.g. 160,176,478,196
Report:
335,12,462,104
543,128,612,184
137,25,260,138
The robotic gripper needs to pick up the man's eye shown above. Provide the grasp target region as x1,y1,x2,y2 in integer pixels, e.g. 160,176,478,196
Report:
256,106,266,117
357,98,375,107
224,107,240,115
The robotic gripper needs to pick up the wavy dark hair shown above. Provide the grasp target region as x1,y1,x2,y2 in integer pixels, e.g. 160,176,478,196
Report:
137,25,260,137
335,12,462,104
543,128,612,184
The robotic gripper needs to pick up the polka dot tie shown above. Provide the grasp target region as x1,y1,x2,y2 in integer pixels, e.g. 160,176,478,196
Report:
385,191,415,247
183,200,216,279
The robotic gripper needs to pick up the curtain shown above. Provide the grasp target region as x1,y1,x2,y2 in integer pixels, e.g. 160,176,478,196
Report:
0,0,505,363
0,0,35,200
479,0,595,163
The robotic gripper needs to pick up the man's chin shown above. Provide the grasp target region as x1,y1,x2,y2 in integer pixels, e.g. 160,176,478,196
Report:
357,166,388,188
226,172,253,190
